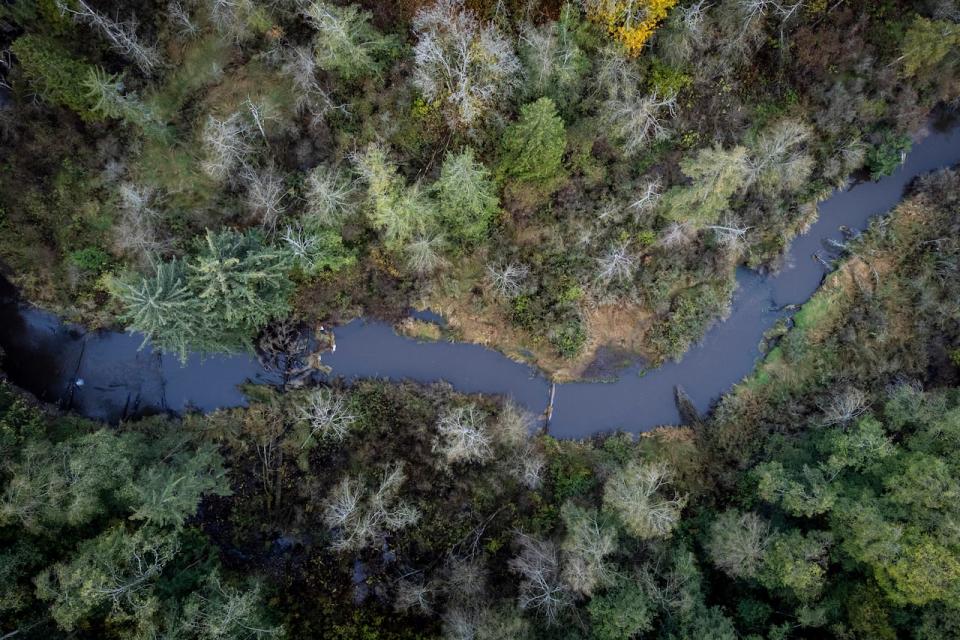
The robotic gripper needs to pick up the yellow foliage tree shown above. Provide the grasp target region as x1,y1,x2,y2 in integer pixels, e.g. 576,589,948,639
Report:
582,0,678,55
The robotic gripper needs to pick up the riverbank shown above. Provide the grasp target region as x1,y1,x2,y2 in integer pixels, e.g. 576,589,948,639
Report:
2,119,959,435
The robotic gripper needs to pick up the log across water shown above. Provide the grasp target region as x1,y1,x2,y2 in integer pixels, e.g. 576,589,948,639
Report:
2,116,959,435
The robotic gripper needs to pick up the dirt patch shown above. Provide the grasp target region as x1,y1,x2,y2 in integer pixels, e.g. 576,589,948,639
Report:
421,293,655,382
582,304,653,358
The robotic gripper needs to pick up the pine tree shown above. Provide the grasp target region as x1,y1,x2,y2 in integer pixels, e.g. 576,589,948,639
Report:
355,144,437,249
498,97,567,185
188,229,293,346
82,67,167,138
10,35,100,120
0,431,141,532
661,144,749,225
111,258,201,361
35,526,179,631
301,1,396,81
435,148,499,246
112,231,293,358
130,443,232,529
900,16,960,79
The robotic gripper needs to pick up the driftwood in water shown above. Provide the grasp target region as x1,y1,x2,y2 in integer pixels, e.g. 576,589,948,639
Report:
544,382,556,428
674,385,702,427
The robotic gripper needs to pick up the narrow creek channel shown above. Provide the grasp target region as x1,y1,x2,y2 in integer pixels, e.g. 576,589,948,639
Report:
2,115,959,435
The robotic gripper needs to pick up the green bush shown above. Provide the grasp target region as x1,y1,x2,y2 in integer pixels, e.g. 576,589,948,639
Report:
648,58,692,96
867,132,911,180
550,319,587,358
68,246,111,273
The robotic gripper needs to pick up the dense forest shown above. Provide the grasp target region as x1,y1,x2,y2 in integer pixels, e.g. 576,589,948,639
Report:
1,0,959,638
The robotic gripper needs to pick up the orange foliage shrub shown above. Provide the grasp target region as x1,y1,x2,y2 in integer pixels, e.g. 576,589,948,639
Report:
583,0,678,55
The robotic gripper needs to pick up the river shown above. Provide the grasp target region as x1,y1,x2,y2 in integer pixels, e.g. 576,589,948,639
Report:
2,114,959,435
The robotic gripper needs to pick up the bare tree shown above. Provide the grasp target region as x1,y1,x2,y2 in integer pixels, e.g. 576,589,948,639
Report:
679,0,712,34
167,1,199,38
280,45,348,123
509,534,572,623
486,263,529,298
637,550,701,616
560,503,617,596
112,183,170,264
706,510,771,579
242,167,286,233
406,234,448,275
747,118,813,194
596,242,636,285
296,388,357,446
56,0,161,74
598,51,676,154
441,607,479,640
209,0,261,43
412,0,520,129
244,97,278,145
932,0,960,21
510,442,546,490
659,222,694,248
304,164,358,227
201,113,251,181
629,179,662,216
705,218,750,250
721,0,806,57
434,404,493,465
443,555,489,603
323,475,362,528
818,386,869,427
282,225,316,266
603,461,687,539
517,8,585,101
395,575,439,615
323,464,420,551
492,400,534,447
602,89,678,156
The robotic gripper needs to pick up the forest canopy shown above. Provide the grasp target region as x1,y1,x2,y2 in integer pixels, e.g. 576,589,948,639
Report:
1,0,959,638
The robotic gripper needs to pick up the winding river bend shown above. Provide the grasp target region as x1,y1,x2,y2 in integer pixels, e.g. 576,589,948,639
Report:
2,116,959,436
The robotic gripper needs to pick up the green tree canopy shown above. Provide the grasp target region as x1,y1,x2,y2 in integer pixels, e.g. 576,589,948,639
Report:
301,0,396,81
498,97,567,185
661,144,749,225
112,230,293,359
434,148,500,246
900,16,960,79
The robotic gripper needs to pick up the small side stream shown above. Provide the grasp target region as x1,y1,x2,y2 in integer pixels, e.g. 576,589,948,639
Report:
2,116,959,435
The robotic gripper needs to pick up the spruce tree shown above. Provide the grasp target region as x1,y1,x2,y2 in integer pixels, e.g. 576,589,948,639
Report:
498,97,567,185
435,148,499,246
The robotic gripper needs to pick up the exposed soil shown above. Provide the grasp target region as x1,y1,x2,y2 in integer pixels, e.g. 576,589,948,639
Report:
416,292,655,382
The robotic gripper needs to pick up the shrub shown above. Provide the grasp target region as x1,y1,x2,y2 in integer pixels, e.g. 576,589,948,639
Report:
550,320,587,358
867,132,911,180
68,246,111,273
